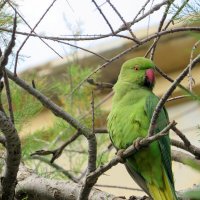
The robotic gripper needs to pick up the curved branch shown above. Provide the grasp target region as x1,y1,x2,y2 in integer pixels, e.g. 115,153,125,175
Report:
6,69,92,138
14,165,129,200
172,150,200,170
171,139,200,158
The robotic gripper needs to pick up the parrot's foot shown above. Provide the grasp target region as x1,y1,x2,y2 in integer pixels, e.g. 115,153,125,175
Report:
128,195,137,200
116,149,126,163
129,195,149,200
133,137,143,150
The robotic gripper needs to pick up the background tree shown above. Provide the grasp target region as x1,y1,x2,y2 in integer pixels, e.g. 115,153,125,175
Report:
0,0,200,199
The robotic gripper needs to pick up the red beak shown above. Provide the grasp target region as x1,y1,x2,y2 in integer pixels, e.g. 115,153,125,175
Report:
145,69,155,87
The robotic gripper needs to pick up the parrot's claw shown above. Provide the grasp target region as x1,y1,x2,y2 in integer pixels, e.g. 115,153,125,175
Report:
140,195,149,200
129,195,149,200
116,149,126,163
128,195,137,200
133,137,143,150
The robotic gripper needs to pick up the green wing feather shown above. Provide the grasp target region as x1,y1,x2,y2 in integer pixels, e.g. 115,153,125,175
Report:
145,93,174,186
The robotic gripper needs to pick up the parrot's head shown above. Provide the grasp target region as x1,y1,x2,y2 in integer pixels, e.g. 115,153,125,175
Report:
118,57,155,89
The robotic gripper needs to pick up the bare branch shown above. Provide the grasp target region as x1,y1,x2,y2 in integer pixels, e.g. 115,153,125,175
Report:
7,1,63,60
155,66,200,102
14,165,128,200
0,11,17,123
145,0,174,59
171,139,200,158
171,126,191,146
91,0,115,34
106,0,141,44
87,78,113,89
132,0,152,22
164,0,190,29
188,39,200,91
126,0,169,29
95,184,143,192
0,111,21,200
172,150,200,170
31,131,81,163
78,91,97,200
31,155,79,183
167,95,190,102
13,0,59,75
6,69,92,138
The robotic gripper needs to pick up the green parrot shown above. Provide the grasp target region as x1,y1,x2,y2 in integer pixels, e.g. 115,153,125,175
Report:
107,57,177,200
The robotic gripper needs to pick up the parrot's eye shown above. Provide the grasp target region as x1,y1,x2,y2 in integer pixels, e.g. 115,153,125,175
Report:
133,65,139,71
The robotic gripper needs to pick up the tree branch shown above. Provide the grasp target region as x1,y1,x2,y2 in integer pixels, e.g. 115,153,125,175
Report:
6,69,92,138
171,139,200,159
78,91,97,200
13,165,128,200
0,111,21,200
172,150,200,170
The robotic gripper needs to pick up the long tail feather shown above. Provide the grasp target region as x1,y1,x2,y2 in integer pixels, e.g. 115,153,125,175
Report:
147,169,177,200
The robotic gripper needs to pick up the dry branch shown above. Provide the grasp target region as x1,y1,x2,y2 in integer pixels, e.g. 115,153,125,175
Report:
13,165,129,200
0,111,21,200
172,150,200,170
6,69,92,138
171,139,200,158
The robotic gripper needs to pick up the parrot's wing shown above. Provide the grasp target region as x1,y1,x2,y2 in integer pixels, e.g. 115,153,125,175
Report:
145,93,174,186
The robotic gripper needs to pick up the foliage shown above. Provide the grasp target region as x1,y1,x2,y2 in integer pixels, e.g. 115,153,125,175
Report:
0,1,17,47
21,65,109,179
171,0,200,24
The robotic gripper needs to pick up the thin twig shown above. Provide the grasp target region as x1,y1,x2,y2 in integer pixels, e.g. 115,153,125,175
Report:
1,26,200,42
31,155,79,183
7,1,63,61
167,95,190,102
95,184,143,192
132,0,151,22
31,130,81,163
91,0,115,34
145,0,174,59
78,91,97,200
163,0,190,29
87,78,113,89
0,11,17,123
55,40,109,61
13,0,59,75
106,0,141,44
188,39,200,91
171,126,191,146
171,139,200,158
155,66,200,102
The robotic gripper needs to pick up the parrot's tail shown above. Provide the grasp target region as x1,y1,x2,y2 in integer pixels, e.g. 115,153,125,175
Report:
147,169,177,200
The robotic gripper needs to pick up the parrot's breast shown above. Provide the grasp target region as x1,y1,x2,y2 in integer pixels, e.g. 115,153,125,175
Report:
107,90,149,149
